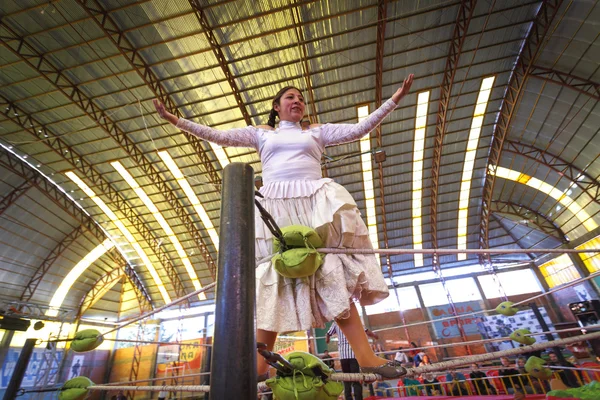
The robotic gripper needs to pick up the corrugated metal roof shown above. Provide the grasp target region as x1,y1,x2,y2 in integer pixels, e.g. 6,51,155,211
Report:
0,0,598,320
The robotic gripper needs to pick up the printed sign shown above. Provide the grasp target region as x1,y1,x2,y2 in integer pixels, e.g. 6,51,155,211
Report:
427,301,484,338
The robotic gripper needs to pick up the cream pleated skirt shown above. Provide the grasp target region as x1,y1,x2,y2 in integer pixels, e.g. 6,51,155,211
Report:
255,178,389,333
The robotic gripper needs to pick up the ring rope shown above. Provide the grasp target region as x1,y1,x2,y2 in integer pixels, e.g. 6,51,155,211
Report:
373,269,600,334
88,385,211,393
255,330,600,389
75,331,600,395
100,338,211,347
366,325,598,360
102,282,216,336
102,372,211,386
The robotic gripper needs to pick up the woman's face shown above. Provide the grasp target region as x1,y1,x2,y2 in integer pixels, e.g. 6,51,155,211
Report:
274,89,305,122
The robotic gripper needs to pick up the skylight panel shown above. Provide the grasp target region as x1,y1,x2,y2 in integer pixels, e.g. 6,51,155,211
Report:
46,239,114,317
66,172,172,304
358,105,380,258
491,166,598,231
457,76,496,260
413,91,430,267
158,151,219,249
112,161,206,301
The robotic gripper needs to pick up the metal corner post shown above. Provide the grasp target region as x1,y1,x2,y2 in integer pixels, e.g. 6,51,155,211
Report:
210,163,256,399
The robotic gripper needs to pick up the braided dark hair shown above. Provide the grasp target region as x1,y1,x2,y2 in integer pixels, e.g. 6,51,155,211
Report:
267,109,278,128
266,85,303,127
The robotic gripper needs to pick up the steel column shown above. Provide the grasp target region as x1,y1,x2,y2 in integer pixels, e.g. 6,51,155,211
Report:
210,163,255,400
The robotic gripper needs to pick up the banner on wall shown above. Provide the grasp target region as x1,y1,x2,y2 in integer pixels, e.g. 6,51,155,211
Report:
274,331,309,355
427,300,484,339
155,338,208,378
1,348,63,388
478,306,556,352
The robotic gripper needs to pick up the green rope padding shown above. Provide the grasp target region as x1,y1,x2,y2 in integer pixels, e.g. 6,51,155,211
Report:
272,248,323,278
547,381,600,399
59,376,94,400
510,329,536,345
266,352,343,400
496,301,518,316
525,356,552,380
273,225,324,253
71,329,103,352
271,225,324,279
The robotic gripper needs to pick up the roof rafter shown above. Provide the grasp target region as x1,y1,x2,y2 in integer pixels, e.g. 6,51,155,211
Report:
490,214,535,259
479,0,563,254
291,1,319,124
0,146,153,310
0,21,217,281
430,0,477,269
0,93,187,303
20,225,83,303
75,0,221,187
374,0,393,277
188,0,252,126
503,139,600,206
0,180,33,216
491,200,568,243
78,261,152,318
6,3,531,111
529,65,600,100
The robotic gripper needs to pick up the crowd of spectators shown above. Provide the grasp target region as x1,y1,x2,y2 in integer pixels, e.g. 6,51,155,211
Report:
317,339,588,398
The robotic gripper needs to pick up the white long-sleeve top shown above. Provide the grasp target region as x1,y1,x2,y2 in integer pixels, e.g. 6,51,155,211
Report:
176,97,398,195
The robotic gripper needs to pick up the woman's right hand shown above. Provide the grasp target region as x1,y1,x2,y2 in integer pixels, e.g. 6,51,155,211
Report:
153,99,179,125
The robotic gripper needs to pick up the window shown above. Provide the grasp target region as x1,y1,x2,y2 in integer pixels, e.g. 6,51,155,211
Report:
539,254,581,288
577,235,600,273
420,278,482,307
365,287,421,315
478,269,542,298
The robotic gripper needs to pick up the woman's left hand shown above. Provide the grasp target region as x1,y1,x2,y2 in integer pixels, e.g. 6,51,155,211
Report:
392,74,414,103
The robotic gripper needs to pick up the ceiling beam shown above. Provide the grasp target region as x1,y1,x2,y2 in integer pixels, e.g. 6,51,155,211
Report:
20,226,83,304
0,180,33,217
188,0,252,126
291,1,319,124
479,0,563,255
0,19,218,281
374,0,394,277
529,65,600,100
7,7,530,112
0,146,155,310
430,0,477,269
74,0,220,187
78,261,152,318
503,139,600,206
490,214,536,259
0,94,185,304
491,200,568,243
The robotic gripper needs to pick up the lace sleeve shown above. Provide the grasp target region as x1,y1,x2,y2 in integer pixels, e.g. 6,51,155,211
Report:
176,118,258,148
320,98,398,146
